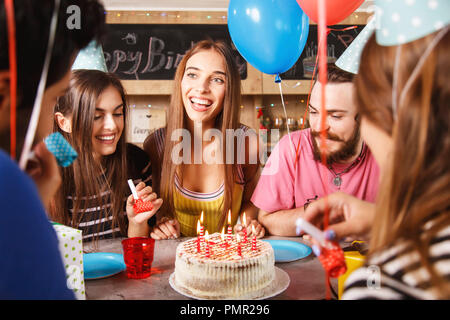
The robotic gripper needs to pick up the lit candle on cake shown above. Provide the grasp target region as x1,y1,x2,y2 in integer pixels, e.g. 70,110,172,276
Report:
251,225,257,251
204,230,210,258
196,220,201,253
236,233,242,257
199,211,204,237
242,212,247,243
221,226,227,248
227,210,232,242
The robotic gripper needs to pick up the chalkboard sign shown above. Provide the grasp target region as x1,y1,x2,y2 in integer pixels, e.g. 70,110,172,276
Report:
280,25,365,80
103,24,247,80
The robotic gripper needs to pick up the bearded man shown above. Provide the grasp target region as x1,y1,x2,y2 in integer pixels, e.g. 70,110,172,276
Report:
251,64,380,236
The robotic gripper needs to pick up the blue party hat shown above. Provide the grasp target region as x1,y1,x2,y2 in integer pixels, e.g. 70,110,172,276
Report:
375,0,450,46
335,18,376,74
72,40,108,72
44,132,78,167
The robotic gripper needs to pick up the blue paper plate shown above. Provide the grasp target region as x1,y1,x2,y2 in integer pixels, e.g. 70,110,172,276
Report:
262,240,312,263
83,252,126,280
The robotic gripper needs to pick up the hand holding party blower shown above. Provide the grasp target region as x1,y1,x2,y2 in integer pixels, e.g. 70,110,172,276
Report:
128,179,154,214
295,217,347,278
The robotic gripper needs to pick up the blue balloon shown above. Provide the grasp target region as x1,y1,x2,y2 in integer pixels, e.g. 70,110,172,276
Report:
228,0,309,75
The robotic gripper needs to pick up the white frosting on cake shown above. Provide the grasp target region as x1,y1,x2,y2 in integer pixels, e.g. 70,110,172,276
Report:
174,233,275,299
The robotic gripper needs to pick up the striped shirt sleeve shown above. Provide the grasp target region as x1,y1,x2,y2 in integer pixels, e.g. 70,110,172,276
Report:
342,225,450,300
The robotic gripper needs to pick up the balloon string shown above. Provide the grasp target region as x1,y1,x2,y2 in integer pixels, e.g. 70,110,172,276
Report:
277,79,296,157
293,53,319,169
5,0,17,160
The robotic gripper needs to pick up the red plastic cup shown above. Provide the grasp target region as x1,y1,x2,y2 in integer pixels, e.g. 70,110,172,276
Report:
121,237,155,279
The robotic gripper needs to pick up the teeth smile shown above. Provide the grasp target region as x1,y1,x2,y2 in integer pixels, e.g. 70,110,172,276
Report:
190,97,212,106
97,135,115,141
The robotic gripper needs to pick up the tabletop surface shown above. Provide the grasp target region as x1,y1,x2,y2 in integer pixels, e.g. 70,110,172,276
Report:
84,236,339,300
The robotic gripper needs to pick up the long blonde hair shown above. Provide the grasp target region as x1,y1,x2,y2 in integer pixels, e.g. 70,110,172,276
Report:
155,40,242,230
355,31,450,297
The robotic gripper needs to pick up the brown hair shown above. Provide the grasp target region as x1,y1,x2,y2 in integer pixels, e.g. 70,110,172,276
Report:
50,69,128,239
355,32,450,298
154,39,242,230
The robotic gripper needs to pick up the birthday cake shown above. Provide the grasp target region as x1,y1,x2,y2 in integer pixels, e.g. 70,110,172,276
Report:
173,232,275,299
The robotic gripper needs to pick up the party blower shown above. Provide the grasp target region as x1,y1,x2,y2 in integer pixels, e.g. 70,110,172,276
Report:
295,217,347,278
26,132,78,169
127,179,154,214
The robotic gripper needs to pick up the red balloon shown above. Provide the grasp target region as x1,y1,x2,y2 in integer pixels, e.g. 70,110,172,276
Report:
296,0,364,26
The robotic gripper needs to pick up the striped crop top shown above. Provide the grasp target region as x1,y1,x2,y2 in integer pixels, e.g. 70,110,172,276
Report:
152,126,250,236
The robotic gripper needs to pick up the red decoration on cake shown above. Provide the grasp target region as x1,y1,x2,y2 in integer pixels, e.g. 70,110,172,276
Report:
205,231,211,258
220,227,228,248
242,212,247,243
251,225,257,251
236,233,242,257
197,220,201,253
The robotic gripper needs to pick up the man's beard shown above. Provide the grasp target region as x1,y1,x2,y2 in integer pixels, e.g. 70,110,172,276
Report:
311,123,361,166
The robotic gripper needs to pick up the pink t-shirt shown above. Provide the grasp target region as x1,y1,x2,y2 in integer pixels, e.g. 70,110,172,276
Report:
251,129,380,213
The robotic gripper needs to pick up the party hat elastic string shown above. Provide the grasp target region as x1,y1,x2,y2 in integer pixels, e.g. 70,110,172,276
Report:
18,0,60,169
398,26,449,115
391,45,402,121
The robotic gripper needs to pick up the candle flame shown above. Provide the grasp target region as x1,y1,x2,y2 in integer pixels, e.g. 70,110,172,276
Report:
197,220,201,235
200,211,204,223
252,224,256,235
228,210,231,224
205,230,209,241
242,212,246,226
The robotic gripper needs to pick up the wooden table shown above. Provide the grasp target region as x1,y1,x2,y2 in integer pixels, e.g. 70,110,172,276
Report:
84,236,338,300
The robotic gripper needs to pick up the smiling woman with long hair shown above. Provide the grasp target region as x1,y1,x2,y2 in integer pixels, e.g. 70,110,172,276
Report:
50,69,161,242
144,40,264,239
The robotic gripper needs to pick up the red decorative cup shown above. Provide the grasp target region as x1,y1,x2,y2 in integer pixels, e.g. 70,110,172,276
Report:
121,237,155,279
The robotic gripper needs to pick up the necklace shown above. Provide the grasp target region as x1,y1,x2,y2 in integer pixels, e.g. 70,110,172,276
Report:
100,166,113,194
328,143,365,188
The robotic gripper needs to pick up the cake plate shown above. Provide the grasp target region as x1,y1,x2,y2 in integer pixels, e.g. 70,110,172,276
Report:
169,267,290,300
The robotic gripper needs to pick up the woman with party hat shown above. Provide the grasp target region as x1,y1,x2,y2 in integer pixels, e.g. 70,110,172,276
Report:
50,43,162,243
304,0,450,299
